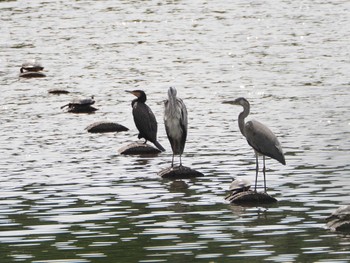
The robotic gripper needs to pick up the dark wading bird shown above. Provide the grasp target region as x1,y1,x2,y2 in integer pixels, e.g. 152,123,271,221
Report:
223,97,286,192
126,90,165,152
164,87,188,167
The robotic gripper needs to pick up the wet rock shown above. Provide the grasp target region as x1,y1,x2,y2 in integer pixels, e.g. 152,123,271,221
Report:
158,165,204,179
225,190,277,204
19,71,46,78
326,205,350,232
48,89,70,94
86,121,129,133
119,142,161,155
66,105,98,113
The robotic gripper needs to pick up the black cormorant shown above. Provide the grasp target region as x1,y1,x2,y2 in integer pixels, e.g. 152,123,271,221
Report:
126,90,165,152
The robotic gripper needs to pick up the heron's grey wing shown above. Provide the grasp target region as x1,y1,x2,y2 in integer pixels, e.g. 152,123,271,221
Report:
163,100,171,137
178,98,188,148
245,120,285,164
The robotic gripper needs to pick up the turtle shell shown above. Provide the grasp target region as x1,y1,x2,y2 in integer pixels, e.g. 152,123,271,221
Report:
228,178,251,192
21,59,44,72
71,96,95,106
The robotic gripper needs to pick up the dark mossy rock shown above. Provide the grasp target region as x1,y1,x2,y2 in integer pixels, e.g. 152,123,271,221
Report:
225,190,277,204
158,165,204,179
86,121,129,133
326,205,350,232
20,72,46,78
66,105,98,113
119,142,161,155
48,89,70,94
327,220,350,232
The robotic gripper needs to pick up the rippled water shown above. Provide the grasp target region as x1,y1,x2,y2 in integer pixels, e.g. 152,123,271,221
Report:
1,0,349,262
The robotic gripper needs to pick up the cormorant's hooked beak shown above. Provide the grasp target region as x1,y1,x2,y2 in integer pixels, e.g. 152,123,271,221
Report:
125,90,138,97
222,99,239,105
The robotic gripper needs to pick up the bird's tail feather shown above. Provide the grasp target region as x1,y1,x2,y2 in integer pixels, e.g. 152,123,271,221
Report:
153,141,165,152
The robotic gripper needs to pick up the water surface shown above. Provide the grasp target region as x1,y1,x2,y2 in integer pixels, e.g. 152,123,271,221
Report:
1,0,349,262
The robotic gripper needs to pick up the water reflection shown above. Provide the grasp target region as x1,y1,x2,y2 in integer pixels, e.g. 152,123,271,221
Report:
1,0,350,262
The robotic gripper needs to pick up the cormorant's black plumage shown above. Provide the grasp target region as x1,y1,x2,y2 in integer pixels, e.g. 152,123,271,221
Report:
126,90,165,152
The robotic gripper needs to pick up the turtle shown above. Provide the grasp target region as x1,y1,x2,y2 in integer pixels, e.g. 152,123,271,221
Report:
225,178,251,200
229,178,251,194
61,96,97,113
20,59,44,73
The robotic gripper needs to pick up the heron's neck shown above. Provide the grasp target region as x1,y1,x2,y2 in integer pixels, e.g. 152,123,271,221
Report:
168,96,178,117
238,106,249,137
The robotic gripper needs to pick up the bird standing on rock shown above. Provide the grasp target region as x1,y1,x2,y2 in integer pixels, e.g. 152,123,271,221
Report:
223,97,286,192
164,87,188,167
126,90,165,152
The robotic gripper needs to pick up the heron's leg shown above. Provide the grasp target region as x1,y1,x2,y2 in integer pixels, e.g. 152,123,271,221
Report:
171,154,174,168
254,152,259,192
263,156,266,192
179,154,182,167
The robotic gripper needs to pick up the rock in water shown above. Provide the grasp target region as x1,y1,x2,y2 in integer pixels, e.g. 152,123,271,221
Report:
19,71,46,78
225,190,277,204
86,121,129,133
119,142,162,155
326,205,350,232
158,165,204,179
48,89,70,94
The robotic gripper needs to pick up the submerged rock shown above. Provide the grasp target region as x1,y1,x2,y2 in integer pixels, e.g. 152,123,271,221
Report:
86,121,129,133
48,89,70,94
119,142,162,155
326,205,350,232
158,165,204,179
225,190,277,204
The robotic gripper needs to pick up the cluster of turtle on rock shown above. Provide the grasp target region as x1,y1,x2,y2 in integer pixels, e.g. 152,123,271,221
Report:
19,59,46,78
60,96,97,113
19,59,128,132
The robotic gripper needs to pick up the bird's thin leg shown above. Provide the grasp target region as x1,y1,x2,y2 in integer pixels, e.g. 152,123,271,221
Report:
254,152,259,192
171,154,174,168
263,156,266,192
179,154,182,167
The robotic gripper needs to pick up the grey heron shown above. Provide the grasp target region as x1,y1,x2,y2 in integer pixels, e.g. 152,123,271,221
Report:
223,97,286,192
126,90,165,152
164,87,188,167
